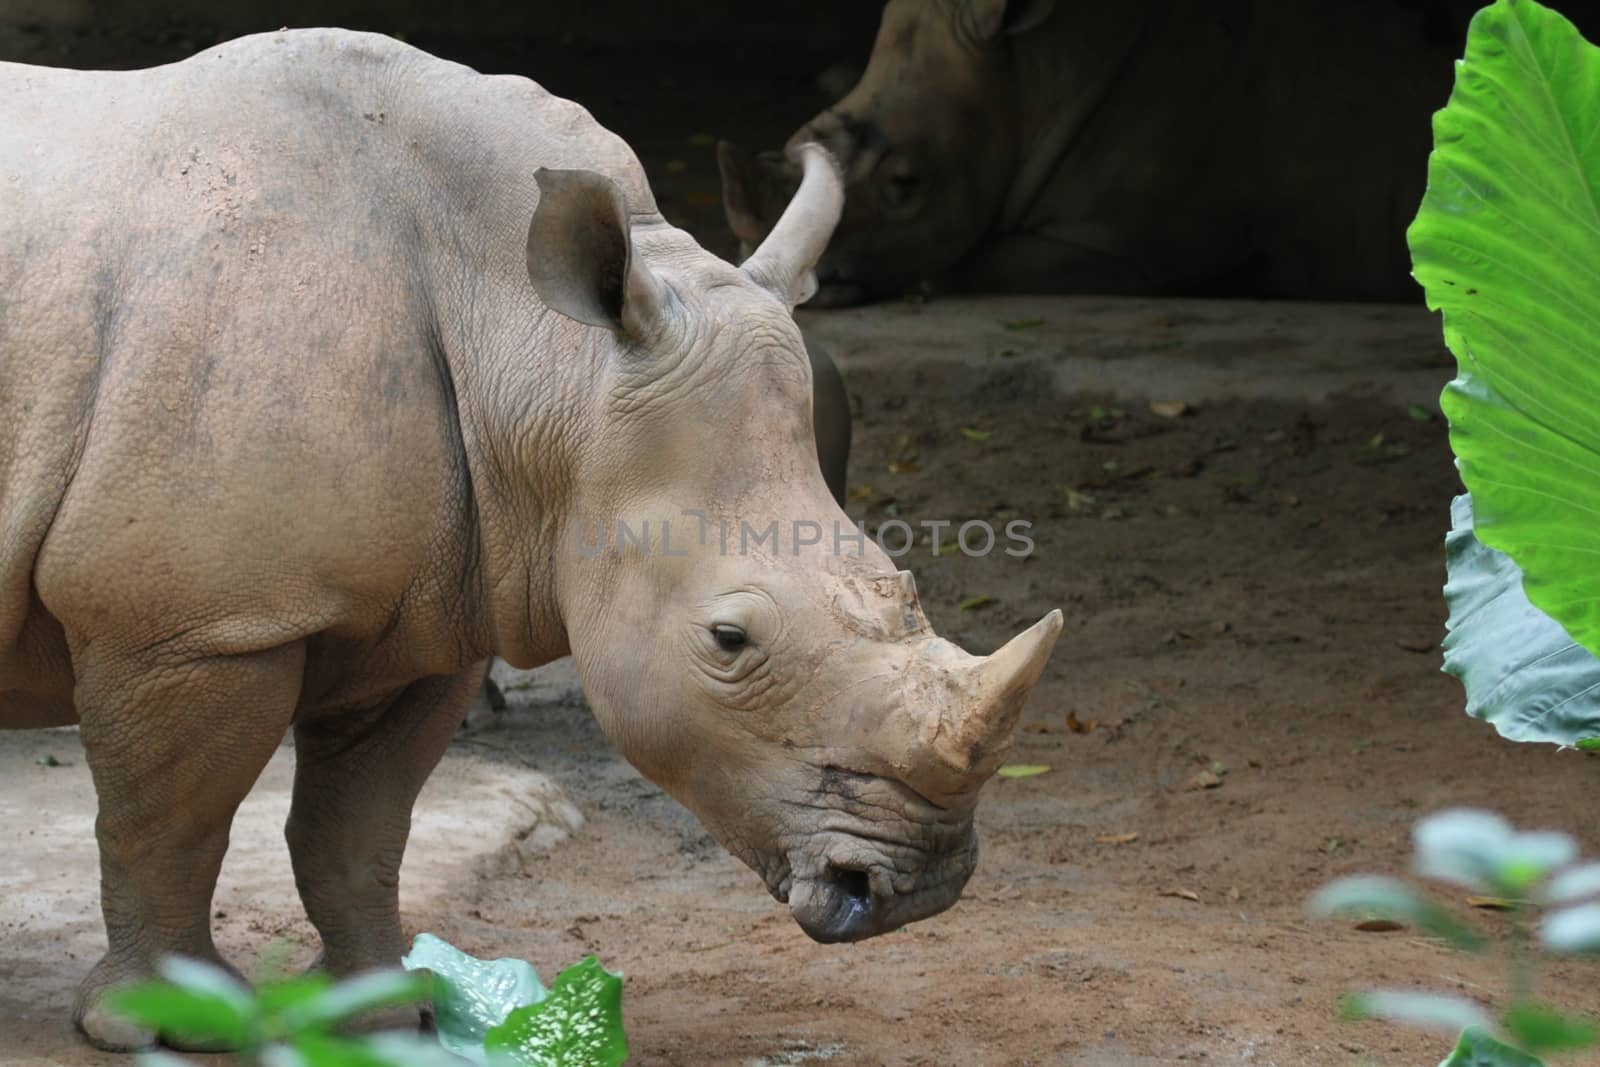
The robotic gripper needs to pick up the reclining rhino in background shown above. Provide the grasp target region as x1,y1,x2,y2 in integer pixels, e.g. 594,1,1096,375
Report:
0,29,1061,1051
719,0,1452,306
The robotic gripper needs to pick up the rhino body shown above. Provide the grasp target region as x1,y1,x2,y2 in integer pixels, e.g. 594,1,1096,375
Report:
0,29,1057,1051
721,0,1456,306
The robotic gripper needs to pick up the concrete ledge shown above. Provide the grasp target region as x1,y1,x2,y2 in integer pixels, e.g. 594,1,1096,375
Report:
801,295,1453,412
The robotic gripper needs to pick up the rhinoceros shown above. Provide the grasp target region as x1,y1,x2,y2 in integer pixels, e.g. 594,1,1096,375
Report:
719,0,1452,306
0,28,1061,1051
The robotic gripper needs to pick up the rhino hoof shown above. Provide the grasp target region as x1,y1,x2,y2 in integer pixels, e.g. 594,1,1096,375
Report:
75,998,156,1053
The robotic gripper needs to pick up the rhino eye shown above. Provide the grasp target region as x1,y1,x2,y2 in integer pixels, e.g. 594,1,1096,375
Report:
884,172,922,208
711,624,748,651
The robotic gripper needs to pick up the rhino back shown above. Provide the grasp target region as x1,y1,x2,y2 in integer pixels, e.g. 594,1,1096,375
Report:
0,30,650,706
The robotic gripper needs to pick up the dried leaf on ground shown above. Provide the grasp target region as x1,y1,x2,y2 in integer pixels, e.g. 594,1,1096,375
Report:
1465,895,1518,911
1066,711,1098,734
1160,888,1200,902
958,427,992,442
1185,769,1224,791
1096,833,1139,845
1062,487,1096,511
996,764,1051,779
959,594,994,611
1150,400,1189,419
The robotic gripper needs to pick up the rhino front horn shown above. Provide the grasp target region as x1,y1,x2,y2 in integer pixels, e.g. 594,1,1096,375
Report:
944,610,1064,772
979,609,1063,708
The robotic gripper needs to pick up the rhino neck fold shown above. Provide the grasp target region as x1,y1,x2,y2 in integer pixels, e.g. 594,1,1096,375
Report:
427,282,608,672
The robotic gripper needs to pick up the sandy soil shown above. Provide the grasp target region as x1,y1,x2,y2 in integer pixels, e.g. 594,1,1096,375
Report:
3,295,1598,1067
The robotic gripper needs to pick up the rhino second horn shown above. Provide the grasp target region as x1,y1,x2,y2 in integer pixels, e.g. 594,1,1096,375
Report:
740,142,844,307
946,610,1064,771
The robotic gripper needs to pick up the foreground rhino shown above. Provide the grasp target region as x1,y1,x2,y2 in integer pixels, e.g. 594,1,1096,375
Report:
720,0,1451,306
0,29,1060,1051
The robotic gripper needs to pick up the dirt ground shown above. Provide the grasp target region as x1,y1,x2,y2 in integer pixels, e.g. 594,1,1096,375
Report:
4,18,1600,1067
3,294,1598,1067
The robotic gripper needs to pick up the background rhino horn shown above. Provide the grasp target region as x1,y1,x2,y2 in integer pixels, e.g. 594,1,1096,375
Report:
716,140,772,248
740,142,844,308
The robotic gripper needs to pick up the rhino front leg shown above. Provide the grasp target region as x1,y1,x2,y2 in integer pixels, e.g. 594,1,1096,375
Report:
286,667,477,991
73,642,305,1052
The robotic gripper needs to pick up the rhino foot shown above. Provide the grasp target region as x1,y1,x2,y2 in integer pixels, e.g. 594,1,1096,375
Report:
75,951,247,1052
74,953,156,1051
75,996,156,1053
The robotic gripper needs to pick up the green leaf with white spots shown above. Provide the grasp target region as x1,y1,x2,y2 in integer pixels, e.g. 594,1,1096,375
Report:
484,957,627,1067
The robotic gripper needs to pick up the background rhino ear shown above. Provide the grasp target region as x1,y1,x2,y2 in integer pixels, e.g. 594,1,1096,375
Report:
527,167,665,338
972,0,1056,38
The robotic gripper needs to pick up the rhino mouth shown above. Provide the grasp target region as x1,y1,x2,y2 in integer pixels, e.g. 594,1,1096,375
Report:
759,825,979,943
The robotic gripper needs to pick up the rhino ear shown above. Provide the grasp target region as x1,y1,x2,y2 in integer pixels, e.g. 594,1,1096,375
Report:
527,167,666,338
972,0,1056,38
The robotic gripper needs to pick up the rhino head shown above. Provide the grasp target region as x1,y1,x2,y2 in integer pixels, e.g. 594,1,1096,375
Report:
525,144,1061,942
719,0,1058,307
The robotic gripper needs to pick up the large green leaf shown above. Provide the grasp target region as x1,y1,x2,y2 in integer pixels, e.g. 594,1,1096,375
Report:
1444,494,1600,744
1409,0,1600,660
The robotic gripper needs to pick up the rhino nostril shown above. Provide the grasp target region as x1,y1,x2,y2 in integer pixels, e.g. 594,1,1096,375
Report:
827,864,872,905
790,863,881,943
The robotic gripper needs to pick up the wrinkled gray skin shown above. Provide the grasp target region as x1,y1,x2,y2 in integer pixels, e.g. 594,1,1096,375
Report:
721,0,1452,306
467,338,849,729
0,29,1057,1052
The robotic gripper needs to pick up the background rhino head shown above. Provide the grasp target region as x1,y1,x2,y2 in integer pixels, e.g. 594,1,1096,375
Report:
720,0,1060,307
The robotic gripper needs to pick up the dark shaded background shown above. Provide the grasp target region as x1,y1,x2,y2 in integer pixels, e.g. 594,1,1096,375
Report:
4,0,1599,269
